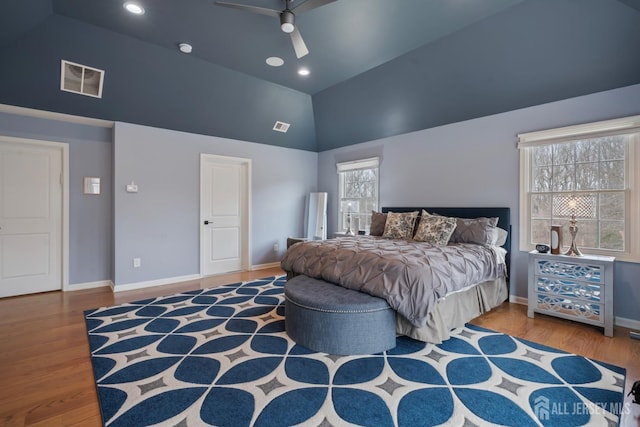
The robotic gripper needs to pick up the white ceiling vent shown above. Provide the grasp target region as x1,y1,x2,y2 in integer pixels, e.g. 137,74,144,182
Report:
273,121,290,133
60,60,105,98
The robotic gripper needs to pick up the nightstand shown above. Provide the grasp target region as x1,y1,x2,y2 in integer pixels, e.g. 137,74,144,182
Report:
286,237,308,249
527,250,615,337
333,231,363,238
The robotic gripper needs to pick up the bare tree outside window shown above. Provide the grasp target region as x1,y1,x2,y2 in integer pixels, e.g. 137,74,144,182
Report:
529,136,627,252
520,115,640,262
337,158,379,233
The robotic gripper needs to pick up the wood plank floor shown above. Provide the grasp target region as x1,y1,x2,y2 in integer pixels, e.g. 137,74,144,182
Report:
1,267,638,426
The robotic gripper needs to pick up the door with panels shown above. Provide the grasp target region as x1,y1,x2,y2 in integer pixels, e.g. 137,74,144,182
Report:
0,139,63,297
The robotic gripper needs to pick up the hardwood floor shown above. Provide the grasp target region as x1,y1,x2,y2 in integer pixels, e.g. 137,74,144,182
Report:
1,267,638,426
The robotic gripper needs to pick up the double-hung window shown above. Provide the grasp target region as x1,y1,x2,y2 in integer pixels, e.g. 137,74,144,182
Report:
336,157,379,233
518,115,640,262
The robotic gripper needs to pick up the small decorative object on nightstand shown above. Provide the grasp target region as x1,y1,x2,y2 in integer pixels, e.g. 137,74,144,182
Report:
528,250,614,337
550,225,562,254
536,244,550,253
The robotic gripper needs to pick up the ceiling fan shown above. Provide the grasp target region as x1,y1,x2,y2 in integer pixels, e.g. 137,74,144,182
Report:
214,0,336,59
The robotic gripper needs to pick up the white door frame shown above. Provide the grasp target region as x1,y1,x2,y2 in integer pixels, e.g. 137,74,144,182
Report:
0,135,69,292
200,154,252,275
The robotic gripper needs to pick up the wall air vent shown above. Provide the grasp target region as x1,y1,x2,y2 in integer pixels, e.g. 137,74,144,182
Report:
272,121,290,133
60,60,105,98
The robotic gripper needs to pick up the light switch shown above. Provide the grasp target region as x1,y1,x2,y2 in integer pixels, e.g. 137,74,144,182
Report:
126,182,138,193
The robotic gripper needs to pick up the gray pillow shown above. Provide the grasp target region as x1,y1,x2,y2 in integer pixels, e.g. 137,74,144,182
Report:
369,211,387,236
449,217,499,245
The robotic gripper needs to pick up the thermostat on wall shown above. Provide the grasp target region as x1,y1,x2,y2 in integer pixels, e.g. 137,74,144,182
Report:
126,181,138,193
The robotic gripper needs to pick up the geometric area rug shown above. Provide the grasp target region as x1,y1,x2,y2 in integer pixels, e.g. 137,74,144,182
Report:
85,276,627,426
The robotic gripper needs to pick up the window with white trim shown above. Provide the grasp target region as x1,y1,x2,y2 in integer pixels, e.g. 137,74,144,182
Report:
518,115,640,262
337,157,379,233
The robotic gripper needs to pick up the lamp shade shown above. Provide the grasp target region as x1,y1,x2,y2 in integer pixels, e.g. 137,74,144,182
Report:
553,194,596,219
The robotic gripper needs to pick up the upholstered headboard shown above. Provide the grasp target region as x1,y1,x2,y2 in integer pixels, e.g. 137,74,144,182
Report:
381,207,511,287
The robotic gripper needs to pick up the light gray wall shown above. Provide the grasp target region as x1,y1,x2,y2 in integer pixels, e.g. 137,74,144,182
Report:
0,111,113,285
113,122,317,287
318,83,640,323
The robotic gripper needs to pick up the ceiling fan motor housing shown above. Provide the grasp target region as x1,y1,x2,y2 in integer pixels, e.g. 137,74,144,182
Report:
215,0,336,58
280,10,295,33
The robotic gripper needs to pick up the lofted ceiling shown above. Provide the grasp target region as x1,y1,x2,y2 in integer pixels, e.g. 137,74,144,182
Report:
1,0,640,151
48,0,526,95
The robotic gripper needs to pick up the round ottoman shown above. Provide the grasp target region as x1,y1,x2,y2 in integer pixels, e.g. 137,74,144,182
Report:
284,275,396,355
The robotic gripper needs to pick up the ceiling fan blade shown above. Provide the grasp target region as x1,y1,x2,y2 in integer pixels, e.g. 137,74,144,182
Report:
290,27,309,58
290,0,337,14
214,1,280,18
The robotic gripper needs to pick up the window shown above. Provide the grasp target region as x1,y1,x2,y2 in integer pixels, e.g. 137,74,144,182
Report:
337,157,379,233
518,115,640,262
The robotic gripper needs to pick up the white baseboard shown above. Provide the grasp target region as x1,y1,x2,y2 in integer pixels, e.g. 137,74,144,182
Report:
65,280,113,291
112,265,281,293
509,294,640,330
251,262,281,271
114,274,202,293
509,295,528,305
614,316,640,331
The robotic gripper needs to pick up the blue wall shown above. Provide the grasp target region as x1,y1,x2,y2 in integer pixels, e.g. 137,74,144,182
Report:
112,122,317,287
0,111,113,285
0,110,317,288
1,83,638,323
317,84,640,324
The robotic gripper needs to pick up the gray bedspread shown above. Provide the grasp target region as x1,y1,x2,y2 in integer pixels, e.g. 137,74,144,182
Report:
280,236,506,328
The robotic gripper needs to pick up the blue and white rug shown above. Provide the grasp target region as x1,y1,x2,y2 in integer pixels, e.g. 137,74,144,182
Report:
85,276,626,426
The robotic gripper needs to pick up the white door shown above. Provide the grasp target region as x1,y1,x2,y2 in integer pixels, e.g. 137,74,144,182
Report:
201,155,250,276
0,140,62,297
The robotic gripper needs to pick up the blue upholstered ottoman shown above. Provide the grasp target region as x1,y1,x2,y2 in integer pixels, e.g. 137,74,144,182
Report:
284,275,396,355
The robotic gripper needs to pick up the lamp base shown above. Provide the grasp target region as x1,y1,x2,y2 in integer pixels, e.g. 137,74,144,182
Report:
564,243,583,256
564,222,583,256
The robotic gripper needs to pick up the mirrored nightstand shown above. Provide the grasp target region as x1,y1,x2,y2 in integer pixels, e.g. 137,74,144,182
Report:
527,250,615,337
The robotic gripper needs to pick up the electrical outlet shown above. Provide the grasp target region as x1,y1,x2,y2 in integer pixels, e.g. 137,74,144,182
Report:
133,257,141,268
273,243,279,252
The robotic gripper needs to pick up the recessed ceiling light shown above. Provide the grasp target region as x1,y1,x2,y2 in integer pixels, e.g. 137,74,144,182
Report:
123,2,145,15
266,57,284,67
179,43,193,54
298,67,310,76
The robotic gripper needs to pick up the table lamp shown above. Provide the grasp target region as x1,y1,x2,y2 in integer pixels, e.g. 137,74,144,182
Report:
553,194,596,256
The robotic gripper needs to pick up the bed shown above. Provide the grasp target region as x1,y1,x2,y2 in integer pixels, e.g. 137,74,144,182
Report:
280,207,511,344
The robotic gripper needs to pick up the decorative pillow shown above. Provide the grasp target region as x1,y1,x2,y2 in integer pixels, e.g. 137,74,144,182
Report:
449,217,500,245
369,211,387,236
382,211,419,239
413,210,457,245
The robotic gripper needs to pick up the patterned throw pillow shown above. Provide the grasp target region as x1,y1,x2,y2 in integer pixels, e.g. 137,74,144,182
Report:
382,211,419,239
369,211,387,236
413,210,457,245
